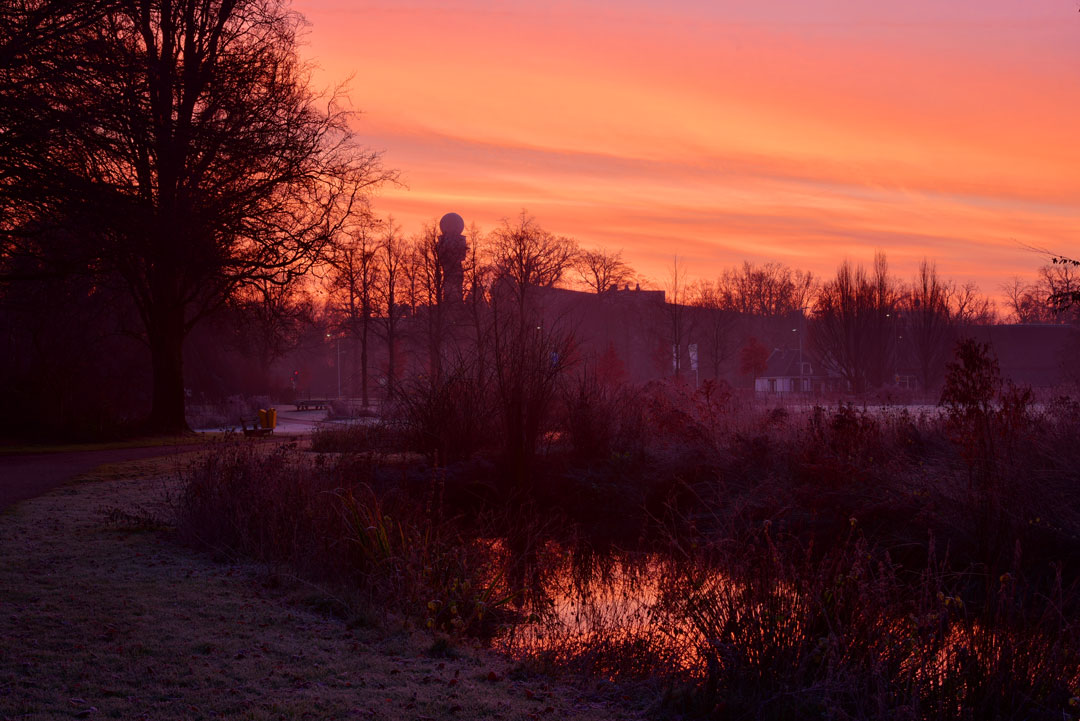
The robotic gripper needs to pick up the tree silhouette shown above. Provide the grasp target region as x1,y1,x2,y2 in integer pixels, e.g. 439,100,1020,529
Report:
0,1,120,250
489,211,578,312
904,259,953,392
811,254,899,393
574,247,633,294
1047,255,1080,318
326,217,382,407
1,0,390,431
739,337,769,379
375,219,407,397
487,213,577,490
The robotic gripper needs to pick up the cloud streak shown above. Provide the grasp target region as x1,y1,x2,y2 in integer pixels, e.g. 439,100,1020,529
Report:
295,0,1080,294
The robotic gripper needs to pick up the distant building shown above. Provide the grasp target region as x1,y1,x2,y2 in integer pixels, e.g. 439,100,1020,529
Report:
961,324,1075,387
754,348,837,395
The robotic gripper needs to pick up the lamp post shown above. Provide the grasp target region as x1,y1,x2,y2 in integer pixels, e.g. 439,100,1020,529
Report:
793,303,810,392
326,332,341,399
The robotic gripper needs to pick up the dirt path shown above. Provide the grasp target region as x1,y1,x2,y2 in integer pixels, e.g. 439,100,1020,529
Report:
0,445,206,512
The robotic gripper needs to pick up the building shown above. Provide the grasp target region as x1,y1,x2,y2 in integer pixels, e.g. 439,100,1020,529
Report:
754,348,836,395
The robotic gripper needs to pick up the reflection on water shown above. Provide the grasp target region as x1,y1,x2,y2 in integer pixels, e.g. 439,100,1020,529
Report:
498,549,665,674
488,539,1080,705
495,547,714,676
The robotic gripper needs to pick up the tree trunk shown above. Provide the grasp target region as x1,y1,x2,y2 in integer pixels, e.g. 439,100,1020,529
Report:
147,314,188,434
385,323,396,400
360,314,369,408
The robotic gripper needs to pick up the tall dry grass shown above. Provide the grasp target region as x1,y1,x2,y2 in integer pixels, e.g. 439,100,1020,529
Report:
177,439,514,637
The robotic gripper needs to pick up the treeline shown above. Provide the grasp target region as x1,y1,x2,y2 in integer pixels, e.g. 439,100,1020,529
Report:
3,199,1074,439
302,215,1075,407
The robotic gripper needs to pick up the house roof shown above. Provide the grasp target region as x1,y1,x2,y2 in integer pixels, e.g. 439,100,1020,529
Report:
760,348,825,379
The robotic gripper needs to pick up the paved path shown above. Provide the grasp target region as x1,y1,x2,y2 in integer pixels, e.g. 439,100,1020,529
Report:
0,445,198,511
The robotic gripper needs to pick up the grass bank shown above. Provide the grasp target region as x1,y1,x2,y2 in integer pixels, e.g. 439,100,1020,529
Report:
0,454,646,720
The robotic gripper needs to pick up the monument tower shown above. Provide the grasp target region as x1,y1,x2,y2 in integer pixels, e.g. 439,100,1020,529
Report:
437,212,467,303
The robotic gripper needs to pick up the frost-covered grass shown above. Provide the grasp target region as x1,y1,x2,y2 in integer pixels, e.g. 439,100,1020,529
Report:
0,454,646,720
0,433,222,456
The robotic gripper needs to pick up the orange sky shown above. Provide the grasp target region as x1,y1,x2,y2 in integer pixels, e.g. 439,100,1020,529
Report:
292,1,1080,298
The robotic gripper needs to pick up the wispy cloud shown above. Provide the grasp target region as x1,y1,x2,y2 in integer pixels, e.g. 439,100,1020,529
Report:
296,0,1080,292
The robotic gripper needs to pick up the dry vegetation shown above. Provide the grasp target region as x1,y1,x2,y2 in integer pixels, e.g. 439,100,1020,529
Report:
0,454,646,720
5,343,1080,720
171,340,1080,720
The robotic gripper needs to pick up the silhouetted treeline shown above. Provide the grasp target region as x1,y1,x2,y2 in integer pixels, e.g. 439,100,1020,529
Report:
4,198,1076,440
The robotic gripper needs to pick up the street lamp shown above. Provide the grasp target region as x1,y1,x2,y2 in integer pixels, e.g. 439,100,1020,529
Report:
326,332,341,399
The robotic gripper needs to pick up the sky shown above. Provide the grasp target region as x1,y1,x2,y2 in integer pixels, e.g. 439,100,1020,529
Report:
291,0,1080,296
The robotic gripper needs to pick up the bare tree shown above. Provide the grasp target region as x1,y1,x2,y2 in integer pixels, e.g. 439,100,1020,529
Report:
1039,260,1080,323
812,261,866,392
689,280,738,381
574,247,633,294
326,217,381,406
811,254,899,393
484,213,579,488
1,0,391,431
1002,256,1080,324
375,218,406,397
412,222,446,381
865,252,901,388
951,281,997,326
228,277,315,375
714,261,816,317
490,306,575,492
489,211,578,312
903,259,952,391
665,256,690,378
462,222,494,392
1002,277,1054,324
0,1,122,246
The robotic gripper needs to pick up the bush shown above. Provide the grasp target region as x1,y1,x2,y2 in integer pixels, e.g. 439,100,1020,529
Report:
177,439,514,636
389,364,493,463
309,419,403,454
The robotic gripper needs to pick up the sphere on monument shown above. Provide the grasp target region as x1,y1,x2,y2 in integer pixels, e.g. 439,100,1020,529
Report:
439,212,465,238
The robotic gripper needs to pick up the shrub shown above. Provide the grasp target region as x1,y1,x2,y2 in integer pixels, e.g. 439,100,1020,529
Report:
177,439,513,636
390,363,493,463
309,419,403,454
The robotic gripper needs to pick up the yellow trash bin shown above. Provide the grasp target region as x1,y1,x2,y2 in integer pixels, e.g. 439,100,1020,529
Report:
268,408,277,429
258,409,269,429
